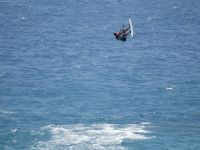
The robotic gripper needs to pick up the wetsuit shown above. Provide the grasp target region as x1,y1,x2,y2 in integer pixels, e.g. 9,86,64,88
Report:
114,32,127,41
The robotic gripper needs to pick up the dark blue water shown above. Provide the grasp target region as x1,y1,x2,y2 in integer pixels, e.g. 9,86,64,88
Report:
0,0,200,149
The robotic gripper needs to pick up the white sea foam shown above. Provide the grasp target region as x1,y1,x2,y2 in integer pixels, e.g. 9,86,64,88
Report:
173,6,179,9
32,123,152,150
0,109,15,115
166,84,176,90
21,16,25,20
11,129,17,133
166,87,173,90
147,16,156,21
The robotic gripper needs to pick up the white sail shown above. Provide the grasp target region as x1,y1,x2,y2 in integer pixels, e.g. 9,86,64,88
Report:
129,18,134,37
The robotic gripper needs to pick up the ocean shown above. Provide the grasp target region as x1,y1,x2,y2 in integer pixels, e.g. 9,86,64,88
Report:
0,0,200,149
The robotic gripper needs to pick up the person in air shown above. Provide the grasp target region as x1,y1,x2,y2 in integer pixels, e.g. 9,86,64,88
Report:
114,24,131,42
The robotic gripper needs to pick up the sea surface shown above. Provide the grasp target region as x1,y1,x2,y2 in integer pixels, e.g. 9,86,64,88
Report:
0,0,200,149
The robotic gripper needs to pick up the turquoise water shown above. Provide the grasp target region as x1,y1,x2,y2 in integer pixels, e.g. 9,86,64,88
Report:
0,0,200,149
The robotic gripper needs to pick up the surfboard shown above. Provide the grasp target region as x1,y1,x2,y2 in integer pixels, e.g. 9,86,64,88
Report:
129,18,134,37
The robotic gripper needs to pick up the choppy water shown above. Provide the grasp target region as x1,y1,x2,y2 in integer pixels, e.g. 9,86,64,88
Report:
0,0,200,149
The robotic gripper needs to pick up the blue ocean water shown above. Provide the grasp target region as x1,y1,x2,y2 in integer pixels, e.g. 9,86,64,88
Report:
0,0,200,149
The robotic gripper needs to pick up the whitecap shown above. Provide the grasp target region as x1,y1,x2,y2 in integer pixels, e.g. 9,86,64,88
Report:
21,17,25,20
76,65,80,68
166,87,174,90
32,123,153,150
11,129,18,133
166,84,176,90
0,109,15,115
147,16,156,21
173,6,179,9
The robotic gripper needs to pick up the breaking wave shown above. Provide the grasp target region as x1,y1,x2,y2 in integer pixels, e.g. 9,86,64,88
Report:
32,123,153,150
